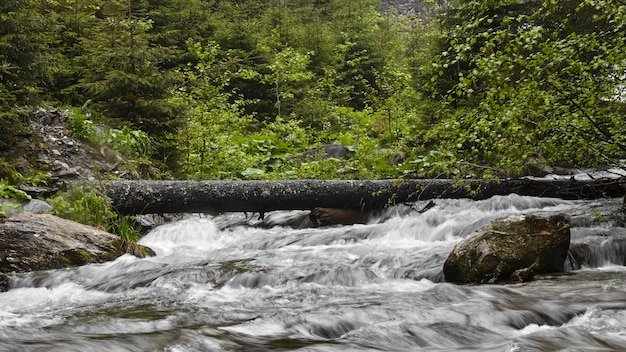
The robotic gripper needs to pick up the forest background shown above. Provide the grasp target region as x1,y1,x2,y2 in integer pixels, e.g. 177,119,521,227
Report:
1,0,625,186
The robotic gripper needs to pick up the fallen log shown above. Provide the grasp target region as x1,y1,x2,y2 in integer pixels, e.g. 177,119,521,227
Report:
106,177,625,215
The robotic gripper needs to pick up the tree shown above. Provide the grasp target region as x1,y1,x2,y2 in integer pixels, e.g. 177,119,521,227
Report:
329,0,387,110
78,0,180,134
0,0,51,103
75,0,183,170
43,0,100,104
260,45,314,117
0,0,51,161
419,0,626,176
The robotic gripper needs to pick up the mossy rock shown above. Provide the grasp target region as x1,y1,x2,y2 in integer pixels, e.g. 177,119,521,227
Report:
0,213,154,276
443,214,570,284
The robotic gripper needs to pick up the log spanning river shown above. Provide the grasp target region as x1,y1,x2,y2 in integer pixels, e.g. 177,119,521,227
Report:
1,195,625,351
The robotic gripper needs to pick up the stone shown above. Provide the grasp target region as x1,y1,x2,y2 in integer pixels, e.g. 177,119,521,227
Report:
300,144,351,162
53,166,81,178
443,214,570,284
0,199,53,216
22,199,54,214
0,272,8,292
310,207,368,226
0,213,154,275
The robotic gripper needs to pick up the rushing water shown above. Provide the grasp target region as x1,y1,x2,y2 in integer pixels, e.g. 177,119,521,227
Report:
1,195,625,351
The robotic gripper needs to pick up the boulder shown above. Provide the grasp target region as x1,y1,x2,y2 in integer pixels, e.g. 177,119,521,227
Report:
443,214,570,284
0,213,154,290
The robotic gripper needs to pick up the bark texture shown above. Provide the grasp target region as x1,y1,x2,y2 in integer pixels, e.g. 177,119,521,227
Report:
106,177,625,215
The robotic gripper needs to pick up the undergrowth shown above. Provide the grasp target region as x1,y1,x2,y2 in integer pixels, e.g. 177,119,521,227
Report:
48,185,143,243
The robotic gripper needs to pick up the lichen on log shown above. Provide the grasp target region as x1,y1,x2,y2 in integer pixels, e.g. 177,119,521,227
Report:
106,177,625,215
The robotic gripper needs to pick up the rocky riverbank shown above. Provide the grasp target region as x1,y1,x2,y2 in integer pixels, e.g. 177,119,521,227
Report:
16,107,121,197
0,213,153,292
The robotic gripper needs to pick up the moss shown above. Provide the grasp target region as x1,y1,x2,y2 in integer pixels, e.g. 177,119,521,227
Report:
58,248,97,266
445,214,570,284
120,240,155,258
454,253,477,283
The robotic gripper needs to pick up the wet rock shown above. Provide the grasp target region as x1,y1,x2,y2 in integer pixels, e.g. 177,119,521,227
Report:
567,243,592,269
310,207,369,226
53,166,81,178
509,267,535,283
19,185,59,198
135,213,186,233
0,272,8,292
567,237,626,268
0,213,154,276
51,160,70,172
443,214,571,284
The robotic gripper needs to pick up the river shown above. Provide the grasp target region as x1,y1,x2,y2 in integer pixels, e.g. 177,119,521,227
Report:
1,194,625,351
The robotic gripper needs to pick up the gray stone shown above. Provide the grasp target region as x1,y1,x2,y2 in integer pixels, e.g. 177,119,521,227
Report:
53,166,81,178
22,199,53,214
0,213,154,276
300,144,352,162
0,199,53,216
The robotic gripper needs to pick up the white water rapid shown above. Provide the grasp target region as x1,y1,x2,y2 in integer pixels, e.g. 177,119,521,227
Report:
1,195,625,351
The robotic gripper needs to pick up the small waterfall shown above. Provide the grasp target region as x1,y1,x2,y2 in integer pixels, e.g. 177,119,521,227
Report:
140,217,229,256
567,228,626,269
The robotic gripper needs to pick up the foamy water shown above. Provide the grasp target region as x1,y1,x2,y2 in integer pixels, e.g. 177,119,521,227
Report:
1,195,624,351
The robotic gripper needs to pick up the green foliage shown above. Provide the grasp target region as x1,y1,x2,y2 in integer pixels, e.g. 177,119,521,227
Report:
0,177,30,218
75,0,183,172
49,185,113,231
106,125,160,179
49,185,142,242
0,179,31,218
0,159,21,184
66,107,97,142
0,110,31,155
5,0,624,181
423,0,626,175
259,45,314,117
403,150,462,178
0,0,52,103
105,126,156,160
109,215,143,243
66,105,159,178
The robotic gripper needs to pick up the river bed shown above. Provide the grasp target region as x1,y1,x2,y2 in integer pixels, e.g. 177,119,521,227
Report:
1,195,625,351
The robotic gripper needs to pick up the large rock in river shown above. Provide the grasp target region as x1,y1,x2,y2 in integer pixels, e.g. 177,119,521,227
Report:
443,214,570,284
0,213,153,291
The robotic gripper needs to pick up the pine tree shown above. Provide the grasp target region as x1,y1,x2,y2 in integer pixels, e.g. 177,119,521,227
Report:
78,0,180,136
0,0,50,156
72,0,184,171
0,0,50,103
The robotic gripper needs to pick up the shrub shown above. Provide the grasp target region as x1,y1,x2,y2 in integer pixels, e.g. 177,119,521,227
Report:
49,185,143,242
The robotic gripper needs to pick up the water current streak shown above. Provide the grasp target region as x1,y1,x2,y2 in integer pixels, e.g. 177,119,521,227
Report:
1,195,625,351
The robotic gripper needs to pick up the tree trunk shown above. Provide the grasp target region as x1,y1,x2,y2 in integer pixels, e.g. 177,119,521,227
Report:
105,177,625,215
